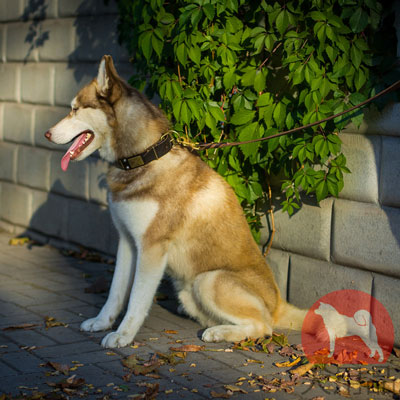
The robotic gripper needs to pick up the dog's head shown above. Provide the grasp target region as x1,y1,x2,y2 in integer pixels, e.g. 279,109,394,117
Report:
45,55,169,171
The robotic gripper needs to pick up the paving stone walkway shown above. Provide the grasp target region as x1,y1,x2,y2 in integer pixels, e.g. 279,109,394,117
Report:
0,231,399,399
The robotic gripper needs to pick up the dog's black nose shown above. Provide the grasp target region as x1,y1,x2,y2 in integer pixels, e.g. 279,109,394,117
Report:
44,131,52,141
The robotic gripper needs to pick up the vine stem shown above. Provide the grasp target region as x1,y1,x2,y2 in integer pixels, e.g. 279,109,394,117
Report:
263,182,275,257
258,42,283,70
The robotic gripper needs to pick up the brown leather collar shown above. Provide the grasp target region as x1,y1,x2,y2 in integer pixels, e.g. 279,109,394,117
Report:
115,134,173,171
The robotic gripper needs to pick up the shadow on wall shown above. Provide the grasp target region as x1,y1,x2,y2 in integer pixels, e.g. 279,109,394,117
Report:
22,0,50,62
25,176,118,256
22,0,124,81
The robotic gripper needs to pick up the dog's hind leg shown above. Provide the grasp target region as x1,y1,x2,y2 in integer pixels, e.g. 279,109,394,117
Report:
177,285,218,327
193,270,273,343
81,232,135,332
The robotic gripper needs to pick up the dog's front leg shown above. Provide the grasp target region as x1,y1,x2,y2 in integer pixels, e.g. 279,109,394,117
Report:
81,232,135,332
101,244,167,348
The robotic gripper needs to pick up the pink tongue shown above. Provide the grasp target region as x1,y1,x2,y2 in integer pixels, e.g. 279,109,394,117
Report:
61,133,87,171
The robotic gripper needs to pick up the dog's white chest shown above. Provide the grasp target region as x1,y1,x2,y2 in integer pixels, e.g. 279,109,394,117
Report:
109,197,159,244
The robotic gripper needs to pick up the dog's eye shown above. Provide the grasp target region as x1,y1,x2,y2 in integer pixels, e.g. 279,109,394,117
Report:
72,107,79,113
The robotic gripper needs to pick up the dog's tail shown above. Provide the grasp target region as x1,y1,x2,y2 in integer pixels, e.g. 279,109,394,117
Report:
273,300,308,331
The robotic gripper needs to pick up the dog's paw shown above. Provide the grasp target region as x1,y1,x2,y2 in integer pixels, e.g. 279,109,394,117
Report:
202,327,225,342
101,331,132,348
80,317,112,332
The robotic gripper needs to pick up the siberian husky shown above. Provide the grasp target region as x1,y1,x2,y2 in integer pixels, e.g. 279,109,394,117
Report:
45,55,306,348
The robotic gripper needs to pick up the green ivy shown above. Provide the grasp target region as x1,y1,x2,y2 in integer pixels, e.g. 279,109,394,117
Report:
116,0,396,241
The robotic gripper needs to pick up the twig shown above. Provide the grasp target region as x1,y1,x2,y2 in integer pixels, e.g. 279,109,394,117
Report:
263,182,275,257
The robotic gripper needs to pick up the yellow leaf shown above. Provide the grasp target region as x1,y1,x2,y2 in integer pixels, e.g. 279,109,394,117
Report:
9,237,30,246
275,356,301,368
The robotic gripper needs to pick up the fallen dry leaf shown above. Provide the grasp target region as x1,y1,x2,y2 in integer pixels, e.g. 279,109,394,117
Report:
122,354,160,376
279,345,297,357
84,276,109,294
47,374,85,393
210,391,231,398
393,347,400,358
275,356,301,368
44,316,68,329
9,237,30,246
45,361,70,375
224,385,247,394
382,378,400,395
2,323,39,331
163,329,178,334
156,351,186,366
169,344,205,352
289,361,315,376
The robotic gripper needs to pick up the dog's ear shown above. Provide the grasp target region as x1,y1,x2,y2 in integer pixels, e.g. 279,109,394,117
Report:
96,55,122,103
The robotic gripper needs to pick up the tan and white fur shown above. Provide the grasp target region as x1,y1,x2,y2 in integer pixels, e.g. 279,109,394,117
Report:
46,55,306,348
315,302,384,362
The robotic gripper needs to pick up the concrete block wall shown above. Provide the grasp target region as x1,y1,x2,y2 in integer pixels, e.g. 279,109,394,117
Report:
0,0,399,346
0,0,132,255
264,122,400,344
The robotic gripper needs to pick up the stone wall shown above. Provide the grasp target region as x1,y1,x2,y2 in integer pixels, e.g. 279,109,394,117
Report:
264,106,400,344
0,0,132,255
0,1,399,344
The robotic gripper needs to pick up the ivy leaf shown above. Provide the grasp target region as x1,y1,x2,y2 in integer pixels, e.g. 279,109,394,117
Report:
209,106,225,122
223,68,236,89
316,179,328,202
203,4,215,20
350,45,362,69
254,70,266,92
276,10,290,35
230,110,256,125
188,46,201,66
349,8,369,33
238,122,260,158
176,43,187,64
140,31,153,61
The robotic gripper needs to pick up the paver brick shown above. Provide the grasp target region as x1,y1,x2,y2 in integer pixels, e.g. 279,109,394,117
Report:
33,340,100,358
1,351,44,373
0,360,19,377
2,329,58,347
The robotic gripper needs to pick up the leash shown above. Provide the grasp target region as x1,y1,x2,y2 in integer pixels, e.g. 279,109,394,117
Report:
115,80,400,171
175,79,400,152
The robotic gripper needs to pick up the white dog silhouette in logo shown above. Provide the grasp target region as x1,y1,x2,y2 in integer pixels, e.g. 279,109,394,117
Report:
314,302,384,362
